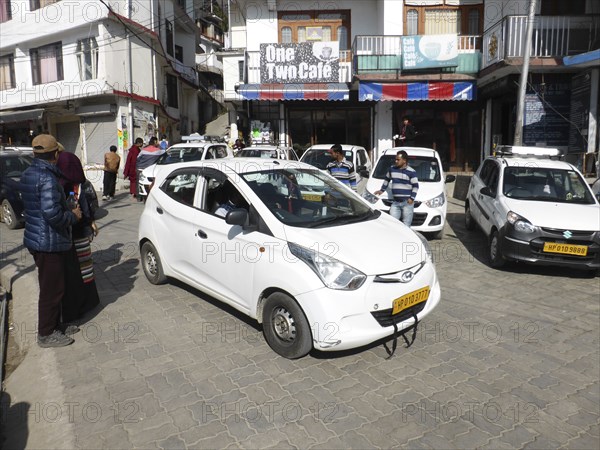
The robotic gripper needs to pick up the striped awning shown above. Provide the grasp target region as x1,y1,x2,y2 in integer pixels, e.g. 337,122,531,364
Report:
237,83,350,101
359,81,475,101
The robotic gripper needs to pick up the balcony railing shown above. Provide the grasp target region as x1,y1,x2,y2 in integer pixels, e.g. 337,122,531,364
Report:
482,15,600,69
352,35,481,75
244,50,352,84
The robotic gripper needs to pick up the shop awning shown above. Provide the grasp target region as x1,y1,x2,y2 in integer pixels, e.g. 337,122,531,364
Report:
359,81,475,101
563,49,600,68
0,108,44,124
237,83,350,101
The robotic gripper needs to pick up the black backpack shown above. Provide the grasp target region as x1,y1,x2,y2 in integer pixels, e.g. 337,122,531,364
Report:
81,179,99,216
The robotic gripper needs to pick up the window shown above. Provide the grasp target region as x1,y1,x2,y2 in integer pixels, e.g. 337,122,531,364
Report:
30,42,63,85
165,20,174,57
238,60,244,82
166,74,178,108
406,9,418,35
404,2,482,37
0,54,15,90
29,0,58,11
161,169,199,206
278,10,350,45
175,45,183,63
0,0,11,23
77,37,98,80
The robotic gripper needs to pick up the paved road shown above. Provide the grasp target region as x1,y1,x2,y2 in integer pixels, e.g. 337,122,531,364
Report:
1,191,599,449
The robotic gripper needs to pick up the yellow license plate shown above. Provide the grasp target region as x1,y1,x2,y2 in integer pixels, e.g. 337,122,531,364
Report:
392,287,430,315
543,242,588,256
302,193,322,202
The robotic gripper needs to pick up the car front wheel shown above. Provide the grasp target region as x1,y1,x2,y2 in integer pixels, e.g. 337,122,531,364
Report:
141,241,167,284
1,200,19,230
489,230,505,268
263,293,312,359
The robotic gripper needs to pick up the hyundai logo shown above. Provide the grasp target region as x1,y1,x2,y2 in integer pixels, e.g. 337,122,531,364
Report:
563,230,573,239
400,271,414,282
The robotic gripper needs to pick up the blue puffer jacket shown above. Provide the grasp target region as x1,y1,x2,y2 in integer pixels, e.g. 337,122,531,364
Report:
20,158,78,252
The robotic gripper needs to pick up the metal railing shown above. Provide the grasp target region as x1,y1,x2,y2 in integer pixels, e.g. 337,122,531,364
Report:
482,14,600,68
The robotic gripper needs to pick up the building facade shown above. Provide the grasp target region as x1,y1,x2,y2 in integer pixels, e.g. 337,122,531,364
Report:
0,0,202,174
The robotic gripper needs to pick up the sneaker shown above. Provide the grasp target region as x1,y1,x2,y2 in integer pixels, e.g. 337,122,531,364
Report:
58,323,80,335
102,195,108,200
38,330,74,348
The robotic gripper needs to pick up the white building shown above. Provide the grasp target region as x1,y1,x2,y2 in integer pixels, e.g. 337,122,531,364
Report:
0,0,202,178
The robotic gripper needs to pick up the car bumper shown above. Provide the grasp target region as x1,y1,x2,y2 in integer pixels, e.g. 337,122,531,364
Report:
295,262,441,352
500,226,600,269
376,201,446,233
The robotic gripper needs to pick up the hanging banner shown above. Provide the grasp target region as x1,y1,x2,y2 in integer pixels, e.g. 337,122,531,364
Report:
260,42,340,83
402,34,459,70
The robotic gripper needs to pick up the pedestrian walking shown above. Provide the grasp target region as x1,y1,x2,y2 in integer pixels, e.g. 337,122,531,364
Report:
56,146,100,325
136,136,166,201
102,145,120,200
326,144,357,191
375,150,419,226
19,134,82,348
396,116,417,146
123,137,143,199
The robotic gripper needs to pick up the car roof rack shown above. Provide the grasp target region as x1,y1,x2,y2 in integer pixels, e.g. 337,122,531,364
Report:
180,133,225,143
494,145,562,158
248,140,290,147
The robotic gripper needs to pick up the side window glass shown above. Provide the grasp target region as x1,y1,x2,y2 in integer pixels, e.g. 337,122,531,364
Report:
213,145,228,158
488,165,499,194
160,170,199,206
478,160,495,185
358,150,366,166
202,170,249,218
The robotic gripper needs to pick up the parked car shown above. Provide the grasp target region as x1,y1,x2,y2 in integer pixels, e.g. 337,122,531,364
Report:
362,147,455,239
0,150,33,229
299,144,372,191
235,144,299,160
465,146,600,271
138,134,233,198
591,177,600,199
139,158,441,358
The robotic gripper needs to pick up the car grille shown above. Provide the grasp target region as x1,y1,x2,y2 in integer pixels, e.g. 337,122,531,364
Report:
540,228,595,239
371,302,427,328
529,234,600,263
411,213,427,226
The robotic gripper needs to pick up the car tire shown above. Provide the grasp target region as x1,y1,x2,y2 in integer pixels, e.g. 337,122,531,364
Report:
489,230,505,268
464,202,475,231
141,241,167,285
262,292,312,359
1,199,20,230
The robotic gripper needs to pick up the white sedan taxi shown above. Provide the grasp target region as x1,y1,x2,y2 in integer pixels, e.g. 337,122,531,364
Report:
139,159,441,358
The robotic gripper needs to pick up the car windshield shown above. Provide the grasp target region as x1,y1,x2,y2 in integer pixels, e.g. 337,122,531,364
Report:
503,167,596,204
241,168,377,228
0,155,32,178
302,149,353,170
157,146,206,165
373,154,441,182
237,149,278,158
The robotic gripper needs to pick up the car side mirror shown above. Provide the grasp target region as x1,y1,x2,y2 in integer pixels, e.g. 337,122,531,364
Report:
225,208,248,226
360,170,370,178
480,186,494,197
445,174,456,183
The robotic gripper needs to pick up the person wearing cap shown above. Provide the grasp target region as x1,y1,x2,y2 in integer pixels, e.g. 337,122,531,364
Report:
123,137,143,199
20,134,82,348
103,145,120,200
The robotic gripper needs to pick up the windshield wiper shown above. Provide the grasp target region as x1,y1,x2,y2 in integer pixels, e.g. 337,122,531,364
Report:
305,211,375,228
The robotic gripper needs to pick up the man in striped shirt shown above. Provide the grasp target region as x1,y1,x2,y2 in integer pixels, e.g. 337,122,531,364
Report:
326,144,357,191
375,150,419,226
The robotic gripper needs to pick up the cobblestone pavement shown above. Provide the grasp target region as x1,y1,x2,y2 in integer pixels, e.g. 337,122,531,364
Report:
2,191,599,449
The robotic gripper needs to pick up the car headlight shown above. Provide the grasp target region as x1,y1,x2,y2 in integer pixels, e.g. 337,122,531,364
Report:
507,211,535,233
425,193,445,208
288,242,366,290
361,189,379,204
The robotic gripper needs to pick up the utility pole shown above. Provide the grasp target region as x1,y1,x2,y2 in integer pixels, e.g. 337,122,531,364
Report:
513,0,538,145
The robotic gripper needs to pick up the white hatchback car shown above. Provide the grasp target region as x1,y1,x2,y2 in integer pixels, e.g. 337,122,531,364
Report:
139,159,441,358
235,145,299,160
138,137,233,198
363,147,455,238
465,146,600,271
299,144,372,191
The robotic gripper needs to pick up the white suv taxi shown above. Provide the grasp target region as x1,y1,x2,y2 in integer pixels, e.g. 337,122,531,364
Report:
465,146,600,272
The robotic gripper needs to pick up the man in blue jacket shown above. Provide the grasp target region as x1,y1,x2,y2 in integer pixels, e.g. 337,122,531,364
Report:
20,134,82,347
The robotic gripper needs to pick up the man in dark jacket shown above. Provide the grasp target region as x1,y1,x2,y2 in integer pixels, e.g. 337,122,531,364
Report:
20,134,82,347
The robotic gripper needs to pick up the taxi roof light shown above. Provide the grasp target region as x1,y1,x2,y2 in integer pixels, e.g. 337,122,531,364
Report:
495,145,561,158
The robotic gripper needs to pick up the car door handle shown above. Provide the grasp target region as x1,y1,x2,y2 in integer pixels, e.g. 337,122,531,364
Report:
156,207,163,214
196,230,208,239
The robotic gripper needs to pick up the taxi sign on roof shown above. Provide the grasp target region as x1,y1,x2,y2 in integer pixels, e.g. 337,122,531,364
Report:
495,145,561,157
